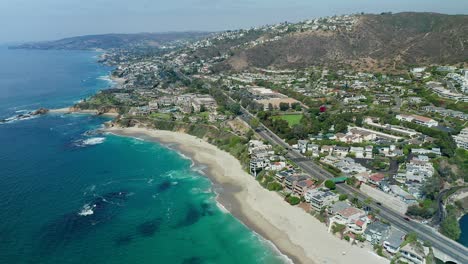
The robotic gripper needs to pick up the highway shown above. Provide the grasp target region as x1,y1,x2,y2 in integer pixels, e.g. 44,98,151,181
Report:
238,110,468,263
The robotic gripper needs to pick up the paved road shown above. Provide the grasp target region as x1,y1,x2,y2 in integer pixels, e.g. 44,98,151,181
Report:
239,110,468,263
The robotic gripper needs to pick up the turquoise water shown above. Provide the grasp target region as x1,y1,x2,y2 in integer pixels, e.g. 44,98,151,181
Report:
459,214,468,247
0,46,285,263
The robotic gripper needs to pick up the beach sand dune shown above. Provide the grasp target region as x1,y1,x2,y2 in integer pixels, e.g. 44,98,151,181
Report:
106,126,389,264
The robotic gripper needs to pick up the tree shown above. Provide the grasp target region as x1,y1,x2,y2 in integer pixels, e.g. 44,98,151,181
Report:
331,223,346,235
279,102,290,111
440,215,461,240
268,103,274,111
291,102,302,111
346,177,357,186
228,103,241,115
324,180,336,190
286,195,301,205
250,117,260,129
339,194,348,201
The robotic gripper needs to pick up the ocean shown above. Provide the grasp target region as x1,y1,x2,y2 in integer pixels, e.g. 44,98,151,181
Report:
0,46,286,263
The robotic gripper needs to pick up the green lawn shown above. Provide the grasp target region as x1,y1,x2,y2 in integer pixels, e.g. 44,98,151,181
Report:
274,114,302,127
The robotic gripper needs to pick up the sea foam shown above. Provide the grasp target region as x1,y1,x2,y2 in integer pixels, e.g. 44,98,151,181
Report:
78,203,95,216
82,137,106,145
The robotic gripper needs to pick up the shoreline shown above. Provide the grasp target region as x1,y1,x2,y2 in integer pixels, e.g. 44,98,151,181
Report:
49,107,119,117
105,126,389,264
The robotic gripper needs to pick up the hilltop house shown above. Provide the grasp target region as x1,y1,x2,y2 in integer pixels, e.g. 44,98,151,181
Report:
396,114,438,128
453,127,468,150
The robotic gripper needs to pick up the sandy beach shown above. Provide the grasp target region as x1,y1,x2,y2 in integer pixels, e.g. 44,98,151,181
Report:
105,126,389,264
49,107,119,117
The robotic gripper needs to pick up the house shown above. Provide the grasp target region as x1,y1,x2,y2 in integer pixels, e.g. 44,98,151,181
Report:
355,171,371,182
364,221,391,245
399,244,426,264
320,145,334,154
275,171,290,183
333,146,349,157
368,173,385,187
297,140,309,154
330,206,369,234
293,179,315,197
328,201,352,215
191,95,217,112
250,157,269,177
390,185,417,204
383,227,406,254
396,114,438,128
269,161,286,171
453,127,468,150
306,143,320,157
365,145,374,159
305,189,339,211
349,146,365,158
283,175,308,192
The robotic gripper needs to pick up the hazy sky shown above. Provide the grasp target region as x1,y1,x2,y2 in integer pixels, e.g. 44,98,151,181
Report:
1,0,467,43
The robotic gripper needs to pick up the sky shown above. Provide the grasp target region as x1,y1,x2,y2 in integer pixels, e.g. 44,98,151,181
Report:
1,0,467,43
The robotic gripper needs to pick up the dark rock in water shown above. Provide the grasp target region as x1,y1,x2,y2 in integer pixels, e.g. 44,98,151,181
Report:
114,234,134,246
157,180,172,192
177,204,201,227
182,257,203,264
32,108,49,115
137,218,162,237
200,202,215,216
38,190,129,252
101,191,128,202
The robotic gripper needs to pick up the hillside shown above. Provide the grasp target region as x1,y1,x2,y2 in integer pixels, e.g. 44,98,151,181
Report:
219,12,468,72
10,32,211,50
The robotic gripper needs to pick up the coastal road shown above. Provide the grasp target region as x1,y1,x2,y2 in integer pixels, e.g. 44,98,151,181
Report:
238,111,468,263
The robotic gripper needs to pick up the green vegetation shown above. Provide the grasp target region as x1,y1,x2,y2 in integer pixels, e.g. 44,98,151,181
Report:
149,112,171,120
440,204,461,240
339,194,348,201
273,114,303,127
324,180,336,190
286,195,301,205
406,199,438,219
373,244,384,257
267,181,283,191
331,223,346,235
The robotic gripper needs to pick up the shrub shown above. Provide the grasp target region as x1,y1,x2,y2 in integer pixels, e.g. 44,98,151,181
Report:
339,194,348,201
287,196,301,205
325,180,336,190
267,182,283,191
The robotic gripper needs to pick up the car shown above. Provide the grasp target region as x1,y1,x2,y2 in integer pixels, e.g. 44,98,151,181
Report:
376,202,382,206
403,217,411,221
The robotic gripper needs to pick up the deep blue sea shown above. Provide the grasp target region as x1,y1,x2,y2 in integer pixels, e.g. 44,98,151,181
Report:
0,46,285,264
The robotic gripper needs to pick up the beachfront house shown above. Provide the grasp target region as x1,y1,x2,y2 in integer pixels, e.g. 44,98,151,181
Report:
305,189,339,211
284,175,308,192
329,206,369,234
364,221,391,245
383,227,406,254
293,179,315,197
399,244,426,264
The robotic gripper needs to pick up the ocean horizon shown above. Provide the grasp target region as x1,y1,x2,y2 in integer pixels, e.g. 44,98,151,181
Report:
0,46,287,264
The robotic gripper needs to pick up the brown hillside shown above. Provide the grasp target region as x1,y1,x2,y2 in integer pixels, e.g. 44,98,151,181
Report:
223,12,468,72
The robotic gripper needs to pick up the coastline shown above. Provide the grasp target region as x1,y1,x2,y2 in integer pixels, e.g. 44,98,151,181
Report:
105,126,389,264
49,107,119,117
